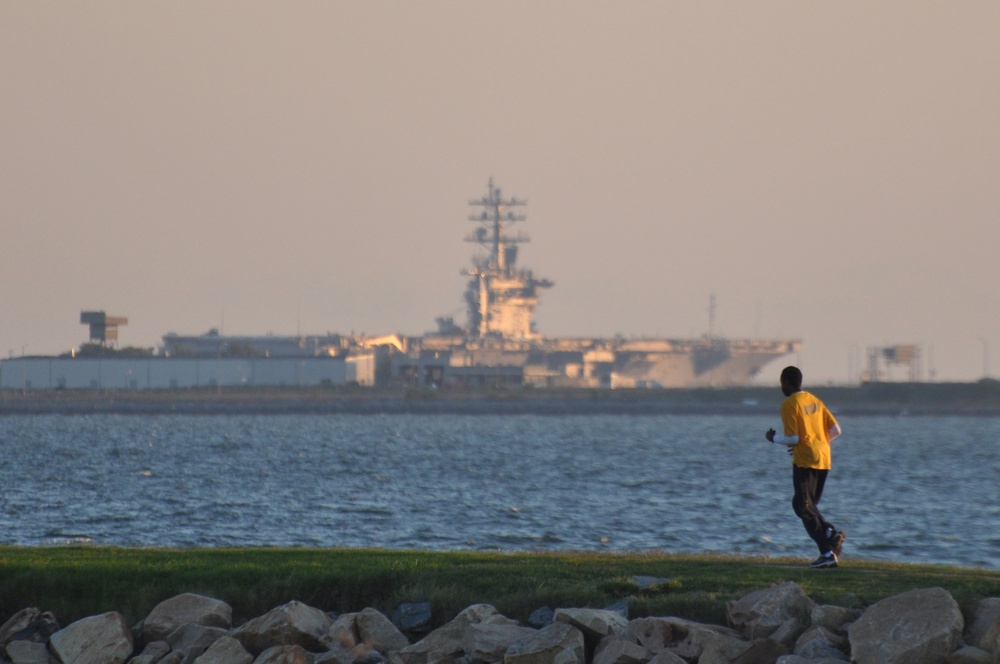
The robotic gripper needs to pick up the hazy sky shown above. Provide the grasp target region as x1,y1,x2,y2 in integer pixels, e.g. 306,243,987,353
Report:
2,2,998,385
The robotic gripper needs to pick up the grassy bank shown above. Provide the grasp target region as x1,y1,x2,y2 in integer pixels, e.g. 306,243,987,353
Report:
1,548,997,629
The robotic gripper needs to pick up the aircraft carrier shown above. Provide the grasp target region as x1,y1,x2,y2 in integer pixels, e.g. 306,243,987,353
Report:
163,179,801,389
394,179,799,388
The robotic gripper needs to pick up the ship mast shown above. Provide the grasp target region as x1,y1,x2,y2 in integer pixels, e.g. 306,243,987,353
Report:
464,179,551,339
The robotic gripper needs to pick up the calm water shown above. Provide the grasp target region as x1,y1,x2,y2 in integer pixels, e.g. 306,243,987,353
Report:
0,413,996,569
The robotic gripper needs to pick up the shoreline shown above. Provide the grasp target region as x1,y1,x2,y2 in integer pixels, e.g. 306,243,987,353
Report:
3,382,1000,416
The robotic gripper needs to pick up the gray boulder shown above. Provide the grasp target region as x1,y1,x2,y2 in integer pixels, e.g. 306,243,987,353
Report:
325,608,409,657
165,623,231,661
159,652,187,664
592,637,648,664
0,608,59,646
848,586,963,664
49,611,134,664
143,593,234,644
729,638,792,663
4,639,49,664
318,614,361,664
617,617,680,658
0,609,42,645
505,621,585,664
130,640,172,664
391,603,502,664
726,582,816,644
965,597,1000,654
391,602,432,639
253,644,313,663
463,620,536,663
193,635,254,664
645,651,687,664
685,623,754,664
945,645,993,664
620,617,747,662
233,601,332,656
809,605,861,636
793,624,846,657
775,656,851,664
554,609,628,645
528,607,555,629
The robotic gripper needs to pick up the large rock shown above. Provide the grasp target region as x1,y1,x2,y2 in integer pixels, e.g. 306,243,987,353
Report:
0,608,58,646
142,593,233,644
645,651,687,664
254,644,312,663
848,587,963,664
809,605,861,636
793,625,846,656
325,607,410,656
679,621,753,664
592,637,649,664
730,638,792,663
775,656,851,664
0,609,40,645
621,617,746,662
358,608,411,653
233,600,332,656
320,614,363,663
945,645,993,664
0,608,59,646
965,597,1000,654
49,611,134,664
165,623,230,661
463,620,536,662
391,602,433,639
4,639,49,664
554,609,629,645
193,635,254,664
130,640,171,664
726,582,816,644
391,603,502,664
505,621,585,664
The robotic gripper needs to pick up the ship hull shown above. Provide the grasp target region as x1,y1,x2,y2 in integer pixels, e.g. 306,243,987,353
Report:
397,336,799,389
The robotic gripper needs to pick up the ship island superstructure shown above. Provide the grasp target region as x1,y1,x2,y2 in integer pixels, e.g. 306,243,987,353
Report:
463,178,552,339
2,181,800,391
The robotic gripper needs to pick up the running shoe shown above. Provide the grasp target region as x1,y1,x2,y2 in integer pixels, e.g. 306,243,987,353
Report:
827,530,846,558
809,552,838,569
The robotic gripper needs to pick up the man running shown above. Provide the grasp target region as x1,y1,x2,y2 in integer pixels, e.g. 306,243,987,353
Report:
765,366,845,568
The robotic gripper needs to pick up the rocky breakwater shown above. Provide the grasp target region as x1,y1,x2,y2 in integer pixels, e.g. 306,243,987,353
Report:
1,582,998,664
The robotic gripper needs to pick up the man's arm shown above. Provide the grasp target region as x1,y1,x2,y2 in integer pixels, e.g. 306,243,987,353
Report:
827,422,842,442
772,432,800,446
765,428,799,446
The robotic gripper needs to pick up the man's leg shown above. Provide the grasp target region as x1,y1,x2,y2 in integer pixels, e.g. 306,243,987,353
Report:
791,466,834,554
813,470,846,556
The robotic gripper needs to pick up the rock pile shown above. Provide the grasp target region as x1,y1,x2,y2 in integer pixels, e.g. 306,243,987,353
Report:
1,582,997,664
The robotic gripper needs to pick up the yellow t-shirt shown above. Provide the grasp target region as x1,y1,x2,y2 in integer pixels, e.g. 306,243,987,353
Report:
781,391,838,470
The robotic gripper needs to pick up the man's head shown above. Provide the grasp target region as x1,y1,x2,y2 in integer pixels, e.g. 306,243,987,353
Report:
780,365,803,397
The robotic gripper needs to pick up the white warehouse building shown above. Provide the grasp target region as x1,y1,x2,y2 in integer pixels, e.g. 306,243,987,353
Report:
0,355,375,391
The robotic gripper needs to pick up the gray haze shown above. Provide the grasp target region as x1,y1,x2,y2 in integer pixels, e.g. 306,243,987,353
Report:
2,2,998,385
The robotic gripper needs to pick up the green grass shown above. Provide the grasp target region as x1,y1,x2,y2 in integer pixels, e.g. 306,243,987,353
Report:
1,547,997,629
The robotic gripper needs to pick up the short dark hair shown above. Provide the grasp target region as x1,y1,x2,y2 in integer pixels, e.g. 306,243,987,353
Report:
780,366,803,389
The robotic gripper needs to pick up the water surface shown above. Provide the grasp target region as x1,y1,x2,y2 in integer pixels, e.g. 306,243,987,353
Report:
0,413,996,568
